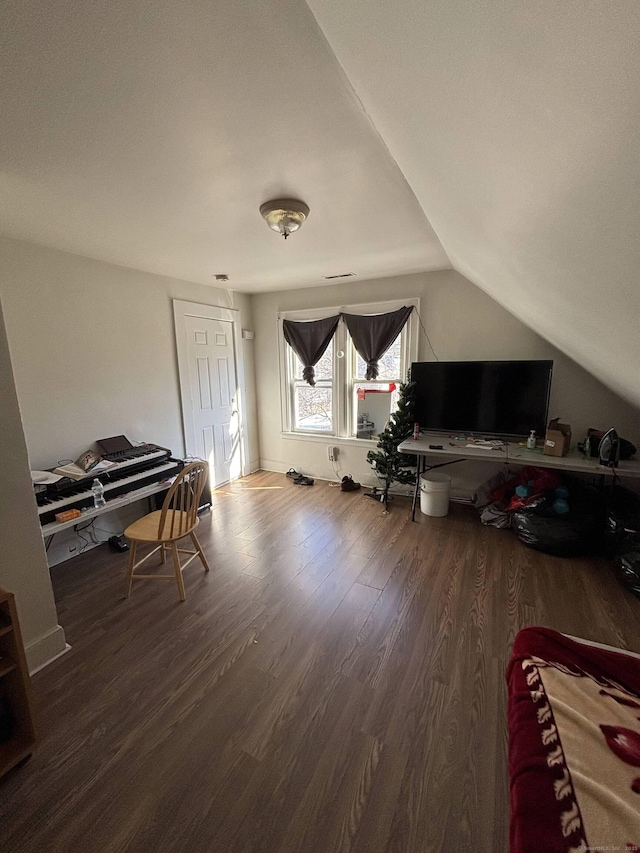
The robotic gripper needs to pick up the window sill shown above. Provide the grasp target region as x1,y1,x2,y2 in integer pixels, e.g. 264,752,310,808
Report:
280,432,378,449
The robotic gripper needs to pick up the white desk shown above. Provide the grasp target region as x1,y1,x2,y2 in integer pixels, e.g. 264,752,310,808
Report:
398,433,640,521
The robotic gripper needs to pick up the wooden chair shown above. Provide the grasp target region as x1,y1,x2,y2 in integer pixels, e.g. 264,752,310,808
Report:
123,461,210,601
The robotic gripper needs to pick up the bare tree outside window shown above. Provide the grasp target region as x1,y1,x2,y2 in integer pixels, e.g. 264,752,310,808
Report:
293,340,333,431
356,336,401,381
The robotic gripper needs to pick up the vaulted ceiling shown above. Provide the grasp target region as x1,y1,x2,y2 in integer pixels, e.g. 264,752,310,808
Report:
2,1,639,406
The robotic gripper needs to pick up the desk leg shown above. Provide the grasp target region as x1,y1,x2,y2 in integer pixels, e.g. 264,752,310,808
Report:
411,456,423,522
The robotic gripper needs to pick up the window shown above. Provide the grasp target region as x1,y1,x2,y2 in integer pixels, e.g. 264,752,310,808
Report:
281,300,418,441
292,339,334,432
352,334,402,439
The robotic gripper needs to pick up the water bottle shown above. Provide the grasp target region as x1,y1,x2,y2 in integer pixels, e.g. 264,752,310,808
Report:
526,430,536,450
91,478,106,509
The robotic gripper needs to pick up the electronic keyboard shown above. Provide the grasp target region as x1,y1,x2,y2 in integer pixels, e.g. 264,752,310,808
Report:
36,449,183,526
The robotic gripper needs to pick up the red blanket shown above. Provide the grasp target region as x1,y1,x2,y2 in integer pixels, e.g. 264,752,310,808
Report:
507,627,640,852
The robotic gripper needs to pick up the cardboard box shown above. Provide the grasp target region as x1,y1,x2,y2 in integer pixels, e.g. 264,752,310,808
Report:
544,419,571,457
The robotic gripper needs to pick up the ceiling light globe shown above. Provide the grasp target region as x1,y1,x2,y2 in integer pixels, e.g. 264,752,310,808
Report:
260,199,309,239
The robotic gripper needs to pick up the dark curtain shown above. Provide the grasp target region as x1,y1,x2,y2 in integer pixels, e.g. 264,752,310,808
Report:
342,306,413,380
282,315,340,386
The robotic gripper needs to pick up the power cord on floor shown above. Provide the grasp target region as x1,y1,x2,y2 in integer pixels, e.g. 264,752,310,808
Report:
74,525,93,554
72,519,113,552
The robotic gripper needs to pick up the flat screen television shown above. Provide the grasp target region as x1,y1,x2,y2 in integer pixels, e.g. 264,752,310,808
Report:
411,360,553,438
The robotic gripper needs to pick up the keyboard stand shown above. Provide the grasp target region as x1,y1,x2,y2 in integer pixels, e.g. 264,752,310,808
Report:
41,480,171,539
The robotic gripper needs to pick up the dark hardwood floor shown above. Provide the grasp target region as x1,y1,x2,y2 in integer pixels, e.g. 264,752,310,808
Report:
2,471,640,852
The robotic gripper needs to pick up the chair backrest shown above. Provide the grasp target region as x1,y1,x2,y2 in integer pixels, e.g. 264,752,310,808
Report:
157,461,209,539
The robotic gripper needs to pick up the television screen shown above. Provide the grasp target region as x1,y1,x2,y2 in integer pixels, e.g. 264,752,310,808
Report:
411,360,553,438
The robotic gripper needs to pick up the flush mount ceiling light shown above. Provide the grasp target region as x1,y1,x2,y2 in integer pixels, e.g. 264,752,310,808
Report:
260,198,309,239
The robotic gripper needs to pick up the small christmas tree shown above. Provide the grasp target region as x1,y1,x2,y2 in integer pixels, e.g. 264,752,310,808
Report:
366,380,417,510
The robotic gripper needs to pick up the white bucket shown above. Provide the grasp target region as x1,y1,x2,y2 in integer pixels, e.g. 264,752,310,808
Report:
419,472,452,517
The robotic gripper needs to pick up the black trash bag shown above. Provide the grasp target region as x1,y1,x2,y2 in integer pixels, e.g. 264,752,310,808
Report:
609,484,640,533
512,479,607,557
604,511,626,556
615,533,640,598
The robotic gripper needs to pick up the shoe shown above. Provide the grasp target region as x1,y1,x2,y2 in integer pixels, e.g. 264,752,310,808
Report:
341,475,361,492
293,475,314,486
108,535,129,552
286,468,301,479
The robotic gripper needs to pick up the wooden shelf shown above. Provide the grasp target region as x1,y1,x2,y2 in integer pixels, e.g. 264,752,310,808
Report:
0,732,34,776
0,660,17,678
0,588,37,779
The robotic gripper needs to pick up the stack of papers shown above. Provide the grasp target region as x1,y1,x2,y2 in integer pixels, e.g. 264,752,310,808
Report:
463,443,504,450
31,470,63,485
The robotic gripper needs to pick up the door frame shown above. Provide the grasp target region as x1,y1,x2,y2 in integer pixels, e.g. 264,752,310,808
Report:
173,299,250,480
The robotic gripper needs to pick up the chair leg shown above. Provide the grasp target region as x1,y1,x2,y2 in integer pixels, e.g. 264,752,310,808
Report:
171,542,186,601
190,531,210,572
160,543,166,564
124,541,138,598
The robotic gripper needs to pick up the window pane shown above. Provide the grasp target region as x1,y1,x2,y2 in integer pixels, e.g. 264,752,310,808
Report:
355,335,401,380
354,382,399,438
294,339,333,381
294,385,333,431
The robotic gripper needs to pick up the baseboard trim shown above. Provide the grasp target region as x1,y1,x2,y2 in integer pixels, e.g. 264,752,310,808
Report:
258,462,396,492
25,623,69,674
259,460,284,473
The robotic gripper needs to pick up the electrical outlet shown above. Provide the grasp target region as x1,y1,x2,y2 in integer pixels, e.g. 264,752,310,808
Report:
327,446,338,462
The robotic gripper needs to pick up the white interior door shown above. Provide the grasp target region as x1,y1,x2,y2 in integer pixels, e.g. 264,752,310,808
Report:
174,302,246,487
184,315,237,486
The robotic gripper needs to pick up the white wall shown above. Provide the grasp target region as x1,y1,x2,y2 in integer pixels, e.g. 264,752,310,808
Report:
0,237,259,470
0,236,259,568
236,297,259,474
253,270,640,488
0,296,66,671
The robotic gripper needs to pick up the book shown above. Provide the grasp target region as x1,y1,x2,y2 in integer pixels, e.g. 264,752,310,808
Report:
54,451,116,481
74,449,102,473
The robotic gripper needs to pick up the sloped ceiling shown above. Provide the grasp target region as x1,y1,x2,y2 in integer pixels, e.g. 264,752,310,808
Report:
2,2,640,408
306,0,640,407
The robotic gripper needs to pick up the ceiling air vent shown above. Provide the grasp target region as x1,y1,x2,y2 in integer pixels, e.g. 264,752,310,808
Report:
322,273,356,280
